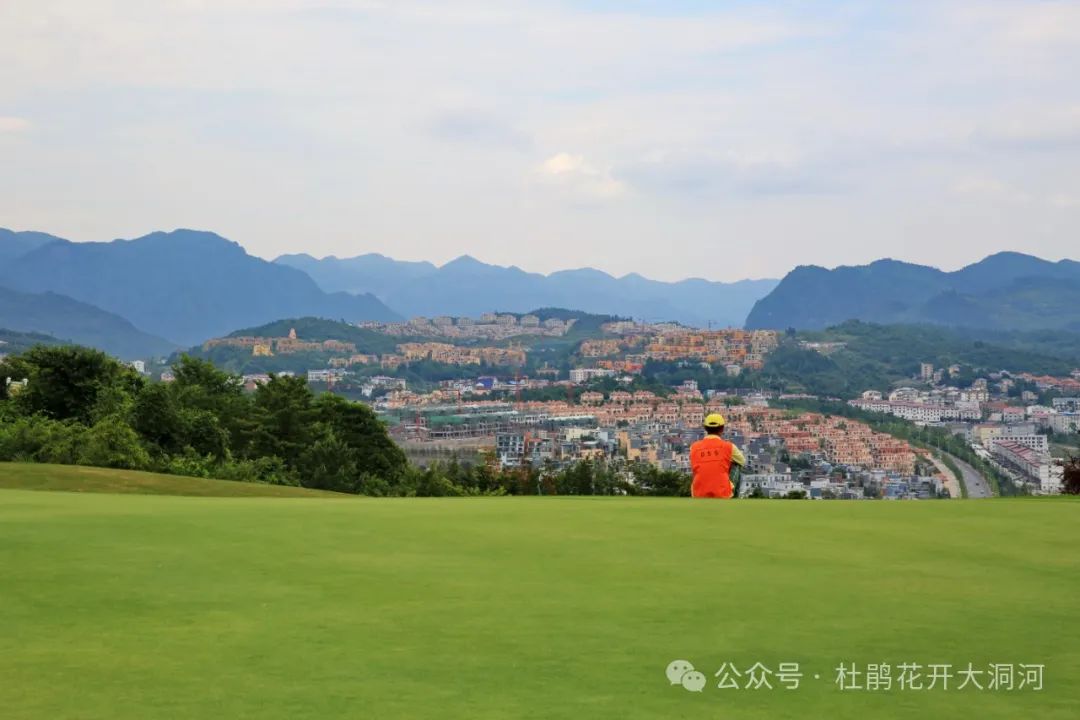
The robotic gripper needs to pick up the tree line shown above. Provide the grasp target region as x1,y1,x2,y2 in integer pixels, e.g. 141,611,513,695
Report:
0,345,694,496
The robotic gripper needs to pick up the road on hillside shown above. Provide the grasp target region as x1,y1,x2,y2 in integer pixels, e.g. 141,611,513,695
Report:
942,452,993,498
926,455,962,499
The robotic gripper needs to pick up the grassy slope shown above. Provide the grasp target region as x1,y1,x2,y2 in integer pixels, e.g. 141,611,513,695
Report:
0,463,346,498
1,491,1077,719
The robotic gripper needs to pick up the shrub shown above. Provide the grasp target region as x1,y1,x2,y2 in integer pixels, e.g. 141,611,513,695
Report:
77,415,150,470
0,415,86,465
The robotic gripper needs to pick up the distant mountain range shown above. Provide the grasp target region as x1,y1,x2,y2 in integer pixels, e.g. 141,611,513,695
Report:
0,229,400,348
746,252,1080,332
0,286,175,360
0,229,64,264
275,252,778,328
4,226,1077,359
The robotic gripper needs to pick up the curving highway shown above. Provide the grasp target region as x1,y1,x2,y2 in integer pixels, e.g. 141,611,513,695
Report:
942,452,993,498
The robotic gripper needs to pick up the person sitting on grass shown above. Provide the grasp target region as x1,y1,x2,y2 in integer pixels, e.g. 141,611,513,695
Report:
690,413,746,499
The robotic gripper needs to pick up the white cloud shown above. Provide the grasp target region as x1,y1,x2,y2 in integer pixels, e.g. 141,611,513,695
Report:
950,174,1080,210
0,116,29,133
538,152,626,200
950,1,1080,45
0,1,1079,280
951,175,1029,202
1048,193,1080,209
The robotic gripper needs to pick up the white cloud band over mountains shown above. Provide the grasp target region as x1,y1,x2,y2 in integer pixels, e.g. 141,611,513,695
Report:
1,1,1078,281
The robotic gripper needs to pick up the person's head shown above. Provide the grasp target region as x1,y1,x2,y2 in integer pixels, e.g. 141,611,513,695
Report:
703,413,726,436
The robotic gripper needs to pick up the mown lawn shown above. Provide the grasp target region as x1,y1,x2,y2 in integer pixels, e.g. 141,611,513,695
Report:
1,484,1077,719
0,462,346,498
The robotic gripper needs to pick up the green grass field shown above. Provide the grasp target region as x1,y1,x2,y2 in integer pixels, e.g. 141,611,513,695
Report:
1,467,1078,719
0,462,346,498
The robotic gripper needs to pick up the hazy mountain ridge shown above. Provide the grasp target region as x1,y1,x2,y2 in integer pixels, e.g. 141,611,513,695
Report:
0,229,66,264
0,286,176,359
0,229,401,347
7,226,1076,352
275,252,778,328
746,252,1080,332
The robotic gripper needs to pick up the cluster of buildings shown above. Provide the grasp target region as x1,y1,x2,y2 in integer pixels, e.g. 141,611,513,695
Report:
204,328,356,357
1018,371,1080,395
391,342,527,367
375,375,555,409
850,387,983,423
570,326,780,382
725,407,917,474
847,364,1078,495
587,325,779,367
740,469,944,500
381,387,938,498
358,313,573,341
359,351,1077,497
641,329,778,368
988,439,1062,494
967,418,1069,494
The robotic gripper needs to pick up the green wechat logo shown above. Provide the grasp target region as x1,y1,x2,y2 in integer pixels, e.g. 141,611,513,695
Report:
666,659,707,692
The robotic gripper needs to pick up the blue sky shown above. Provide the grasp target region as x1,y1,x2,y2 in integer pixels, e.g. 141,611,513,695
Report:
2,1,1078,281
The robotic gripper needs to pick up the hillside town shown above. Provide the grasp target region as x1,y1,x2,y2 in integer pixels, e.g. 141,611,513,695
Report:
357,351,1080,497
359,313,574,340
123,320,1080,498
197,319,781,376
375,391,945,499
847,363,1079,494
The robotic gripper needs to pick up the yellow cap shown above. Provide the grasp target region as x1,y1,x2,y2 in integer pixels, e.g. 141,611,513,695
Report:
703,413,726,428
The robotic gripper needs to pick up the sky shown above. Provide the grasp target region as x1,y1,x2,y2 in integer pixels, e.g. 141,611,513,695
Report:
2,1,1079,282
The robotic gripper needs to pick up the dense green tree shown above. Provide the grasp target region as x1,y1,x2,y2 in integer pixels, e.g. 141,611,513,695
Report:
1063,458,1080,495
410,464,468,497
1,345,142,423
171,356,256,453
298,427,361,493
131,382,185,455
627,462,690,496
251,374,316,467
77,415,150,470
1,347,413,493
314,393,407,484
0,416,84,464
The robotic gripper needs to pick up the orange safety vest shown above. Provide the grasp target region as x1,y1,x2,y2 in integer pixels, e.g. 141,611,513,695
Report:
690,436,735,499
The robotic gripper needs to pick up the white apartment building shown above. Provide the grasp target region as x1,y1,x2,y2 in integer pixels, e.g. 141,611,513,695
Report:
307,369,347,383
1050,413,1080,435
890,402,945,423
992,440,1058,492
987,432,1049,454
889,387,920,402
850,397,981,424
852,399,942,422
1052,397,1080,413
569,367,615,384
